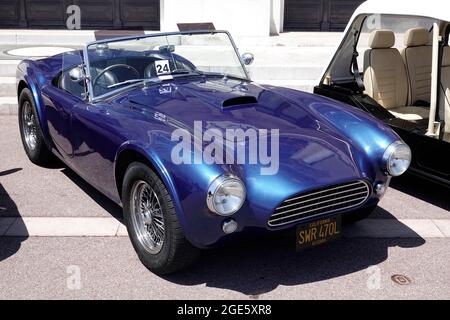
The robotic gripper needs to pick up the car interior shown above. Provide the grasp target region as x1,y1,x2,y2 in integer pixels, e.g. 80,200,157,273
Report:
56,50,196,99
363,28,432,121
317,15,450,143
440,45,450,141
58,68,87,100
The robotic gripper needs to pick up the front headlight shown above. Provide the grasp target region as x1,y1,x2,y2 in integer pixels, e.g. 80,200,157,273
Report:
207,174,246,216
383,141,412,177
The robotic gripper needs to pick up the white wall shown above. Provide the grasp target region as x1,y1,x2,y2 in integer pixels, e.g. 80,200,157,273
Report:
270,0,284,35
160,0,275,37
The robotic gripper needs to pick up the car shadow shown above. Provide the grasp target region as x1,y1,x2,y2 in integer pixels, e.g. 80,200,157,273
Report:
61,167,123,222
390,174,450,212
164,210,425,296
33,164,427,295
367,205,399,219
0,168,28,263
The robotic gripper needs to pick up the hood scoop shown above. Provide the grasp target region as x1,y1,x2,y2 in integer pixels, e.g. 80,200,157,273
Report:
222,96,258,109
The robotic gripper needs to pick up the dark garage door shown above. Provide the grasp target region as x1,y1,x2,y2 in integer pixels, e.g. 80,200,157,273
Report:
0,0,160,29
284,0,364,31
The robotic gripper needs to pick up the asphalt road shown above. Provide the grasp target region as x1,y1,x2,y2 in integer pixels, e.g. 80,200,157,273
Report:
1,115,450,299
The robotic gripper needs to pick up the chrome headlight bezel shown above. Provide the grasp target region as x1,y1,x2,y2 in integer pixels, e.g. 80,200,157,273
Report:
382,141,412,177
206,174,246,216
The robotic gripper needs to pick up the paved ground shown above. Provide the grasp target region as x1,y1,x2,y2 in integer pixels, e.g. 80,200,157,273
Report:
1,115,450,299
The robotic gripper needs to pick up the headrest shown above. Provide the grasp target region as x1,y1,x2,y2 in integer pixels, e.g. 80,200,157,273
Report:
369,30,395,49
404,28,430,47
443,47,450,67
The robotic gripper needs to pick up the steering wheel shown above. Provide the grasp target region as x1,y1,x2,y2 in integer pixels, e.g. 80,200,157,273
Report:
92,64,140,89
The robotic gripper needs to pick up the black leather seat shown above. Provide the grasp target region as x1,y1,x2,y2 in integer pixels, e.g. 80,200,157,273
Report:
144,57,195,79
144,63,158,78
58,70,86,100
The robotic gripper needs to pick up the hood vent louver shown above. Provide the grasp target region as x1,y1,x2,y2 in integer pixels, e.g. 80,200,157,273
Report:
222,96,258,108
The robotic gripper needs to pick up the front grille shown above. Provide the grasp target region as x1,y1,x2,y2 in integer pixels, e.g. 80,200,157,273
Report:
268,181,370,227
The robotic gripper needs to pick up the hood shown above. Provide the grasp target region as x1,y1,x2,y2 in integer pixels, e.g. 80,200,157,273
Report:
125,78,340,139
117,77,395,193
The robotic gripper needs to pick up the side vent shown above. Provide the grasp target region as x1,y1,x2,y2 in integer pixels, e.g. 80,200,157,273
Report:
222,96,257,108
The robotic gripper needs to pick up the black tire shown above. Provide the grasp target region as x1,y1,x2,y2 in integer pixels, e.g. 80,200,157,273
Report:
343,205,377,224
18,88,54,166
122,162,200,275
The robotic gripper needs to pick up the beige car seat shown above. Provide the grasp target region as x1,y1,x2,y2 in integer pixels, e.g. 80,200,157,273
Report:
440,47,450,141
402,28,432,105
364,29,430,121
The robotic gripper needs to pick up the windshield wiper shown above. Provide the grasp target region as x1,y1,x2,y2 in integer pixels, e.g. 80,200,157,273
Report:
170,69,247,81
170,69,218,77
107,78,148,89
193,70,249,81
170,69,192,75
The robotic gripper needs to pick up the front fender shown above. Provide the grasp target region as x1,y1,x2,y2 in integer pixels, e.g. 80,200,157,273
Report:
114,142,179,207
307,99,400,182
115,141,218,248
266,86,401,182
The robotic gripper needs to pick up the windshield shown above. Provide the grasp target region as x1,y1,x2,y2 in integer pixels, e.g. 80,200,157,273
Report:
84,31,249,100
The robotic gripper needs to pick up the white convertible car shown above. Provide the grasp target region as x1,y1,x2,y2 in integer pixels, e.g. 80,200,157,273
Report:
315,0,450,187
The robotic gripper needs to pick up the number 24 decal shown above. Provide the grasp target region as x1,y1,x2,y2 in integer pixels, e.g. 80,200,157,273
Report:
155,60,171,75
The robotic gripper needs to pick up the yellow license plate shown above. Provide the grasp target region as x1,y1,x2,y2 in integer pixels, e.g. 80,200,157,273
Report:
296,216,342,251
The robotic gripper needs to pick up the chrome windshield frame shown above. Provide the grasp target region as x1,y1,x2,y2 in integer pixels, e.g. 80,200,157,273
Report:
82,30,250,103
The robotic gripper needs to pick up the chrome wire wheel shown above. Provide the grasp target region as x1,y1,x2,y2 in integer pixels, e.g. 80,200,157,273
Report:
130,180,165,255
21,101,38,151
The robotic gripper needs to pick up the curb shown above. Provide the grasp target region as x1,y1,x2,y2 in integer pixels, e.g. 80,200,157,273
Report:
1,218,449,238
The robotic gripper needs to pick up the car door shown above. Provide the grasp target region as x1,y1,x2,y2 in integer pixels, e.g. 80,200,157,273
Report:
394,127,450,181
44,71,121,200
43,52,87,158
68,99,124,202
43,77,86,158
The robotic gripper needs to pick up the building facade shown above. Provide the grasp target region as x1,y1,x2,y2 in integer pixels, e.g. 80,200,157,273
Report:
0,0,364,36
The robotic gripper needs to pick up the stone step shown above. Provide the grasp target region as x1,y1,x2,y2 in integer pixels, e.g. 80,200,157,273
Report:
0,30,95,46
177,45,335,64
248,65,323,81
0,97,17,115
0,77,16,97
0,60,324,80
241,46,335,65
236,32,342,48
0,39,334,80
0,29,342,47
257,80,317,93
0,60,21,77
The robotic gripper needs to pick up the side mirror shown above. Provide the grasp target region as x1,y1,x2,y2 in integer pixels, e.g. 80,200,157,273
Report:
69,67,86,82
241,53,254,66
159,45,175,53
96,43,110,56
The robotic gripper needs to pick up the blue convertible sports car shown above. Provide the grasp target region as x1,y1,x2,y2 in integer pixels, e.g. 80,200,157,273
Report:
16,31,411,274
